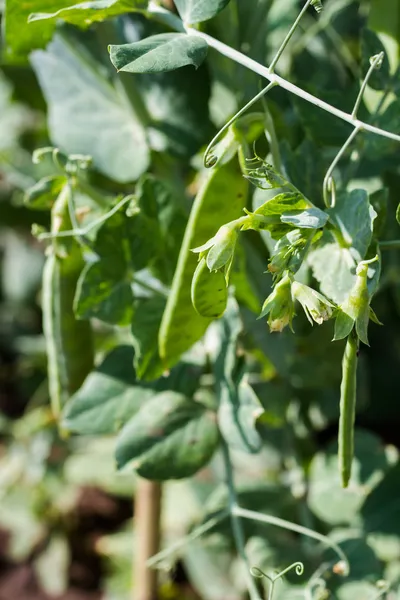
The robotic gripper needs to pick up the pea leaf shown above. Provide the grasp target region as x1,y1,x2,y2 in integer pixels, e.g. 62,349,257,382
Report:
159,155,248,369
30,34,149,183
3,0,146,63
280,207,328,229
63,346,202,434
215,301,264,453
361,29,391,91
308,242,357,304
174,0,231,24
131,296,166,381
109,34,208,74
62,346,151,434
328,189,377,261
24,176,66,210
308,430,390,526
74,208,162,326
115,391,219,479
29,0,146,26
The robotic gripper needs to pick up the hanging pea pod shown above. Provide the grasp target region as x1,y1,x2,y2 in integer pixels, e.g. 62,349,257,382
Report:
159,144,248,369
338,332,358,488
42,184,94,419
191,257,228,318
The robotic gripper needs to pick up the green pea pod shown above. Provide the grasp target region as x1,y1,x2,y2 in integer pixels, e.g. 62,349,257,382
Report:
43,185,94,418
191,257,228,318
338,332,358,488
159,150,248,369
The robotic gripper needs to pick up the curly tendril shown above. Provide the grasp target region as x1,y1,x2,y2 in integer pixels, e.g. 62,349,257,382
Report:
311,0,323,13
250,561,304,584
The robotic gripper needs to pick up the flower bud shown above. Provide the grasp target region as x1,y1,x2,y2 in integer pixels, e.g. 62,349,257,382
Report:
291,281,335,325
192,222,239,284
259,273,295,332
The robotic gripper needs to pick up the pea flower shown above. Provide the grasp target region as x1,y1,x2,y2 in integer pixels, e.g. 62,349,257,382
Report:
192,221,239,283
334,256,382,345
291,281,335,325
258,272,295,332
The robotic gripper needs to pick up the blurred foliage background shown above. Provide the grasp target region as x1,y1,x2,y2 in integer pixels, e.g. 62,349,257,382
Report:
2,0,400,599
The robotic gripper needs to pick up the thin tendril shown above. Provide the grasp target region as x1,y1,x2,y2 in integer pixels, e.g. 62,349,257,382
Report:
203,81,277,168
322,126,360,208
38,194,133,241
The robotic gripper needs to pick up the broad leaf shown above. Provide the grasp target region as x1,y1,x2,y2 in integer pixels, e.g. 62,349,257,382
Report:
308,242,357,305
174,0,231,24
63,346,151,434
308,430,390,526
3,0,146,62
63,346,202,434
109,34,208,74
74,207,162,326
115,391,219,479
31,34,149,183
252,192,321,239
280,207,328,229
215,301,264,453
327,189,377,261
131,296,166,381
29,0,146,26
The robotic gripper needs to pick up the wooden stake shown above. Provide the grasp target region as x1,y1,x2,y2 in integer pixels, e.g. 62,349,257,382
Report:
134,479,162,600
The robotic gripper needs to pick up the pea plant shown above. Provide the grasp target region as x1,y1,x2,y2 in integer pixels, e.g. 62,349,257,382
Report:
3,0,400,598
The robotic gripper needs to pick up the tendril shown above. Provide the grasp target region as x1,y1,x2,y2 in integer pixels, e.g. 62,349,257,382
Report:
203,81,277,169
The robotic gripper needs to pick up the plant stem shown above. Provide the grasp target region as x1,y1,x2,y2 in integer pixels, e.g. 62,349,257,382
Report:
322,126,361,207
221,440,262,600
233,506,349,573
203,82,277,167
134,479,162,600
269,0,312,73
147,3,400,145
352,52,384,120
380,240,400,250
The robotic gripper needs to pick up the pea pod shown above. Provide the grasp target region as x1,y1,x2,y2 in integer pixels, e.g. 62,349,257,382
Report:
43,185,94,418
159,149,248,368
191,257,228,318
338,332,358,488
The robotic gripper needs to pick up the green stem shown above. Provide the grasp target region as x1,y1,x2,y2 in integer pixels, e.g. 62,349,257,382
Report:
269,0,312,73
221,440,262,600
203,82,277,168
352,52,385,120
323,126,361,207
146,510,229,568
379,240,400,250
147,3,400,145
233,506,349,573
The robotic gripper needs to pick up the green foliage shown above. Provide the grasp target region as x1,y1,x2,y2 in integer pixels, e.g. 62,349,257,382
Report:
3,0,400,598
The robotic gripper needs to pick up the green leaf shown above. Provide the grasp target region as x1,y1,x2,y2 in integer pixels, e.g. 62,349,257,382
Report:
115,391,219,479
364,100,400,159
109,34,208,74
62,346,202,434
308,242,357,305
308,430,390,526
62,346,151,434
74,206,164,326
131,296,166,381
29,0,146,26
328,189,377,262
30,34,149,183
280,207,328,229
159,155,248,369
362,462,400,536
24,176,66,210
253,192,316,239
174,0,231,24
361,29,391,91
214,301,264,453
